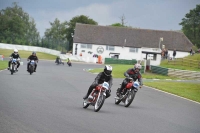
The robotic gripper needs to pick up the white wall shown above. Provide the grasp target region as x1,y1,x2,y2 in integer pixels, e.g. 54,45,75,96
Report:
0,43,99,62
0,43,60,56
73,43,144,60
167,50,190,59
73,43,191,64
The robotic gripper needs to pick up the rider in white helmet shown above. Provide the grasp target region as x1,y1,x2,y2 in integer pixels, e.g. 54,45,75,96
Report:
7,49,21,71
116,63,143,96
83,65,113,99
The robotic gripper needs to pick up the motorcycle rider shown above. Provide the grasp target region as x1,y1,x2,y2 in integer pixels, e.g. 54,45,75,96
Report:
7,49,21,71
116,63,143,96
27,52,39,72
67,58,71,66
55,56,61,64
83,65,113,99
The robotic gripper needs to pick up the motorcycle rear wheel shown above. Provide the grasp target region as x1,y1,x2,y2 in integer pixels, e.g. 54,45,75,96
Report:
94,93,105,112
124,91,135,107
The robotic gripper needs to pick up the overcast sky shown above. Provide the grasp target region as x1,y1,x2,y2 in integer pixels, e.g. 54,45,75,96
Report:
0,0,199,37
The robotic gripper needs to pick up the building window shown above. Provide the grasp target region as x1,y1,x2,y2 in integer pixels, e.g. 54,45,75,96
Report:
81,44,92,49
106,45,114,51
129,48,138,53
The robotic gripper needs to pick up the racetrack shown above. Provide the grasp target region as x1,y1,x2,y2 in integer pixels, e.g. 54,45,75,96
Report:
0,60,200,133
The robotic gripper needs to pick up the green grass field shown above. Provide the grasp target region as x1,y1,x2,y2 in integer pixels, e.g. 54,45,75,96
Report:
0,48,57,60
89,64,179,79
0,61,7,70
145,81,200,102
160,54,200,72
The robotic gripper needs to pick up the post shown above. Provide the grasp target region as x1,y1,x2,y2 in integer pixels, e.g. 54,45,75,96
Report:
159,37,163,49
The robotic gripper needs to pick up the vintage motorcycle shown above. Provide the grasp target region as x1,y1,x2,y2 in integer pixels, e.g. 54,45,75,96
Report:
114,78,140,107
55,59,64,65
28,60,36,75
83,82,109,112
9,58,19,75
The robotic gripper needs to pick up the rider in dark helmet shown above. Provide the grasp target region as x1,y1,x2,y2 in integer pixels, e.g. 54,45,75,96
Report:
27,52,39,72
116,63,143,96
83,65,113,99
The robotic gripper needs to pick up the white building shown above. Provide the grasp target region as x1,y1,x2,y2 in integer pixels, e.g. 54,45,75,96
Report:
72,23,193,65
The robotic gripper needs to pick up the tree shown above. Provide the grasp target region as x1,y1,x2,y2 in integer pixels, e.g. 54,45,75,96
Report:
43,18,68,51
111,23,124,27
179,4,200,48
0,2,40,46
66,15,98,50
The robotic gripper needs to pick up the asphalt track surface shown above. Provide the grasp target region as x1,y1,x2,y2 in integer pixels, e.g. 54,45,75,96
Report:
0,60,200,133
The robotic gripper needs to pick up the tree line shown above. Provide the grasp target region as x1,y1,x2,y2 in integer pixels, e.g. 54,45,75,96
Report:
0,2,199,53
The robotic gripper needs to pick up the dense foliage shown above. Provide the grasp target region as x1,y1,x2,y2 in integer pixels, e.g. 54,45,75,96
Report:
0,2,40,46
180,4,200,48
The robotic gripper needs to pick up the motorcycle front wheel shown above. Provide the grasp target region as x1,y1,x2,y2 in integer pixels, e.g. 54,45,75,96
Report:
29,66,33,75
124,91,136,107
115,96,121,105
94,93,105,112
11,64,14,75
83,100,90,109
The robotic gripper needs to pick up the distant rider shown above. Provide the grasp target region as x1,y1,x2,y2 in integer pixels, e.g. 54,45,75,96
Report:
83,65,113,99
55,56,61,64
27,52,39,72
116,63,143,96
7,49,20,71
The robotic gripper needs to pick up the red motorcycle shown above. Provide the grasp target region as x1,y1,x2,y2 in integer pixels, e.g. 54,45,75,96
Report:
114,77,140,107
83,82,109,112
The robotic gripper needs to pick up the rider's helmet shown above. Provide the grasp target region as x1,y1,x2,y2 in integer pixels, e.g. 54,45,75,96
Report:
104,65,112,76
134,63,142,73
32,51,36,56
14,49,18,55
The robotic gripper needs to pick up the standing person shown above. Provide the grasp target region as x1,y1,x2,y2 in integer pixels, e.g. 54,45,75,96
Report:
7,49,20,71
161,49,165,60
190,49,193,55
27,52,39,72
173,49,176,60
165,49,168,59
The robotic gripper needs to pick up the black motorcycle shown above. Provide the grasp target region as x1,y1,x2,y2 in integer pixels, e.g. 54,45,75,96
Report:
9,58,19,75
28,60,36,75
114,78,140,107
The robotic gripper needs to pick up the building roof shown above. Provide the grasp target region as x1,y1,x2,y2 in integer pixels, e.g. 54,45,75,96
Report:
74,23,193,52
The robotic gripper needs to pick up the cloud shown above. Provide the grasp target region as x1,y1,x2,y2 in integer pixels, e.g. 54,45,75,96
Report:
35,3,119,36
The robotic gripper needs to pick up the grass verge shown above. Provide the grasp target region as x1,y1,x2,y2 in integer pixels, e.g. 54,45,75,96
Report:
160,54,200,72
0,61,7,70
145,81,200,103
0,48,57,60
89,64,179,79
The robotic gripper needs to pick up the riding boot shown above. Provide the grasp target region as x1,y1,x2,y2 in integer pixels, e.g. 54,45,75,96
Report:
83,84,95,99
34,65,37,72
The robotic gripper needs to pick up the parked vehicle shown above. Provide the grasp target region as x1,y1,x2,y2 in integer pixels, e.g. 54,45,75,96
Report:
83,82,109,112
114,78,140,107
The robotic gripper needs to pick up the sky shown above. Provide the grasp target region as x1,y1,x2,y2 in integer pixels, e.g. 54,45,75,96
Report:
0,0,199,37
